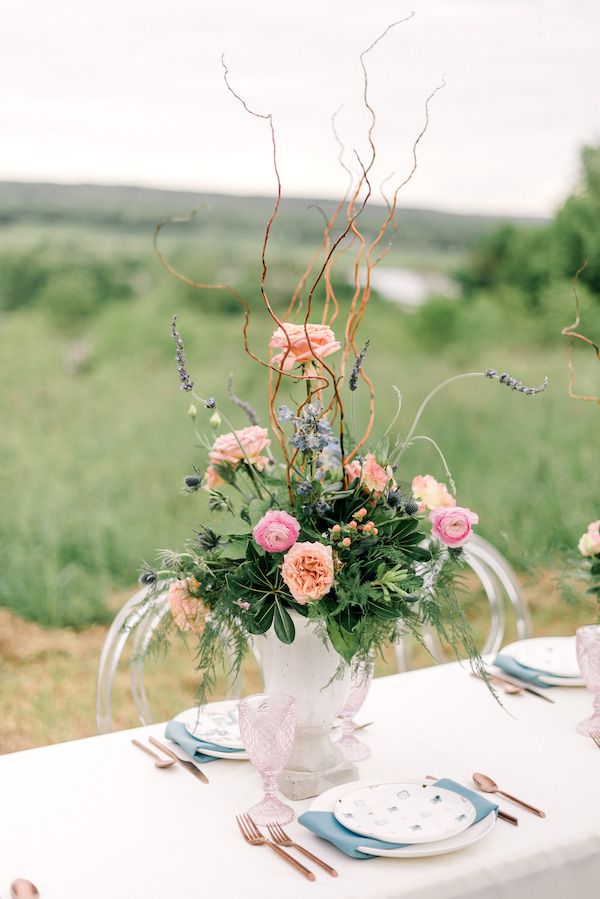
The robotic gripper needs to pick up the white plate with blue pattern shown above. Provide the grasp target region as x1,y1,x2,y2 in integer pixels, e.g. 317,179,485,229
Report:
180,700,244,750
333,781,477,844
311,780,496,858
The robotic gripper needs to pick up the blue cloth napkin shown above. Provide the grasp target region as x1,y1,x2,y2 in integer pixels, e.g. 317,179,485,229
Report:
493,654,556,687
298,779,498,860
165,720,243,763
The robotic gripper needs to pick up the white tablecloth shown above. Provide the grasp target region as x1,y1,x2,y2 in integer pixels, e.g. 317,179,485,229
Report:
1,663,599,899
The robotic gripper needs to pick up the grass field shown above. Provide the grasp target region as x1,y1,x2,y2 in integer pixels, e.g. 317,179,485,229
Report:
1,571,593,755
1,281,596,628
0,181,596,753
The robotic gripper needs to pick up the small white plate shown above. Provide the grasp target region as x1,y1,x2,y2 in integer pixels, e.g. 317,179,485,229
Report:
178,700,244,750
333,781,476,845
502,638,583,685
310,781,497,859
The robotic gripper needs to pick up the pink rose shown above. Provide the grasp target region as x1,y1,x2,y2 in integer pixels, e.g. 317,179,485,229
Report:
362,453,392,494
281,541,335,604
253,510,301,553
209,425,271,470
270,323,341,371
203,465,224,491
412,475,456,512
168,579,207,634
579,520,600,557
430,506,479,548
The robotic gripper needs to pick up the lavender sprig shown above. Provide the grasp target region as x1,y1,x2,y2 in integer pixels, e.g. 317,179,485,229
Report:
485,369,549,395
228,373,259,425
171,316,194,392
349,339,370,391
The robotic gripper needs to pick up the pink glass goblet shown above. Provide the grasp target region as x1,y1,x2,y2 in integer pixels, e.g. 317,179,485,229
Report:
576,625,600,736
336,661,373,762
238,692,296,824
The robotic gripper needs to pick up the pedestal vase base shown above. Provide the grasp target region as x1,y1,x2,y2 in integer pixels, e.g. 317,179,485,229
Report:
278,757,358,801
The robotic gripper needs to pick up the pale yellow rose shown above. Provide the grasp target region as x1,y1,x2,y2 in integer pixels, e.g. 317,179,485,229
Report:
411,474,456,512
579,520,600,557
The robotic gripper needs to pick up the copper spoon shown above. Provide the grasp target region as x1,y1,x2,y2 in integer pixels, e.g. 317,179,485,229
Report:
473,772,546,817
131,738,175,768
10,880,39,898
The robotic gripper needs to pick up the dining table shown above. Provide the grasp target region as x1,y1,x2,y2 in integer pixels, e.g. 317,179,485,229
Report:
1,660,599,899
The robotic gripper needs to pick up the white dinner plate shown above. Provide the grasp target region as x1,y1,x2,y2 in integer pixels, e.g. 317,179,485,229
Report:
501,638,583,686
334,782,476,844
178,700,245,750
310,780,497,859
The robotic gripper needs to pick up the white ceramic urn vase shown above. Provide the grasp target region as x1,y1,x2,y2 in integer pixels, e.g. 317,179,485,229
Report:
255,611,358,800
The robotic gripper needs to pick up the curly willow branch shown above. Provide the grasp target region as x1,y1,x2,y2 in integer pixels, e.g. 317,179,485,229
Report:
220,54,336,492
561,262,600,405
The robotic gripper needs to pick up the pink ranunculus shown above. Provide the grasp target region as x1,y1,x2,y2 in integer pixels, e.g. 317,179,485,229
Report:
361,453,392,494
430,506,479,548
281,541,335,604
253,510,301,553
579,520,600,557
203,465,224,491
168,579,207,634
412,474,456,512
269,323,341,371
209,425,271,470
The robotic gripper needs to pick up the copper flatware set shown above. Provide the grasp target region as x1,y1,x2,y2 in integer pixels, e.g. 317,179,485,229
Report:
130,735,209,783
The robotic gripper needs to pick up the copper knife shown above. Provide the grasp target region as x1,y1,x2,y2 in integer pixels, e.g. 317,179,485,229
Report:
149,736,209,784
486,668,556,703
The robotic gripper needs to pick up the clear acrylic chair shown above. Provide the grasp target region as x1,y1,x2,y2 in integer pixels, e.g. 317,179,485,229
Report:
394,534,531,671
96,585,241,735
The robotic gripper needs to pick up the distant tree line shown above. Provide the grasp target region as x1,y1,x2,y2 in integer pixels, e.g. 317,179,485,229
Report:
456,146,600,304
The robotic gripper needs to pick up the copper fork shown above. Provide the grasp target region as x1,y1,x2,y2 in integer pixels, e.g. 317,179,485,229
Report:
235,814,316,881
267,823,338,877
590,730,600,749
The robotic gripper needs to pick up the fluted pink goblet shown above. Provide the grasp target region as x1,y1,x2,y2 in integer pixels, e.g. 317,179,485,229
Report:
238,693,296,824
576,625,600,736
336,661,373,762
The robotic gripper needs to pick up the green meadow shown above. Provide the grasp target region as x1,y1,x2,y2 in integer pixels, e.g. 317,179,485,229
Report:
0,178,597,628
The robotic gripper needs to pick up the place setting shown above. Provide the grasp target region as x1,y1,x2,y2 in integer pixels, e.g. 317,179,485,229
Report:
130,698,249,781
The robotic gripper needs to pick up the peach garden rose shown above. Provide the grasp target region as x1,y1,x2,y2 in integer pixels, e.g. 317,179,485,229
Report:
412,475,456,512
168,579,207,634
281,541,335,604
203,465,224,491
361,453,392,494
269,323,341,371
209,425,271,470
430,506,479,548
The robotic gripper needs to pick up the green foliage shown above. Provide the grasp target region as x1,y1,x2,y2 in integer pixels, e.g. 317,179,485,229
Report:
457,145,600,309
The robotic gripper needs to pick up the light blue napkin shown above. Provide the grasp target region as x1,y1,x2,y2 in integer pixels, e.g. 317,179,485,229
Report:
493,654,555,687
298,779,498,860
165,720,243,763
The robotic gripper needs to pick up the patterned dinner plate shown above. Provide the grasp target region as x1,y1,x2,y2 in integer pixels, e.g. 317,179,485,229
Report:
310,780,497,858
333,781,476,844
179,700,245,750
501,638,583,685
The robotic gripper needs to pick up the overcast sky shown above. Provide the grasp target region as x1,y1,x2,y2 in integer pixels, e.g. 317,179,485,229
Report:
1,0,598,215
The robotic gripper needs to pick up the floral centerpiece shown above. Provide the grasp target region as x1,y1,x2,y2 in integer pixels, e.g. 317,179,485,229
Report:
132,24,548,796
